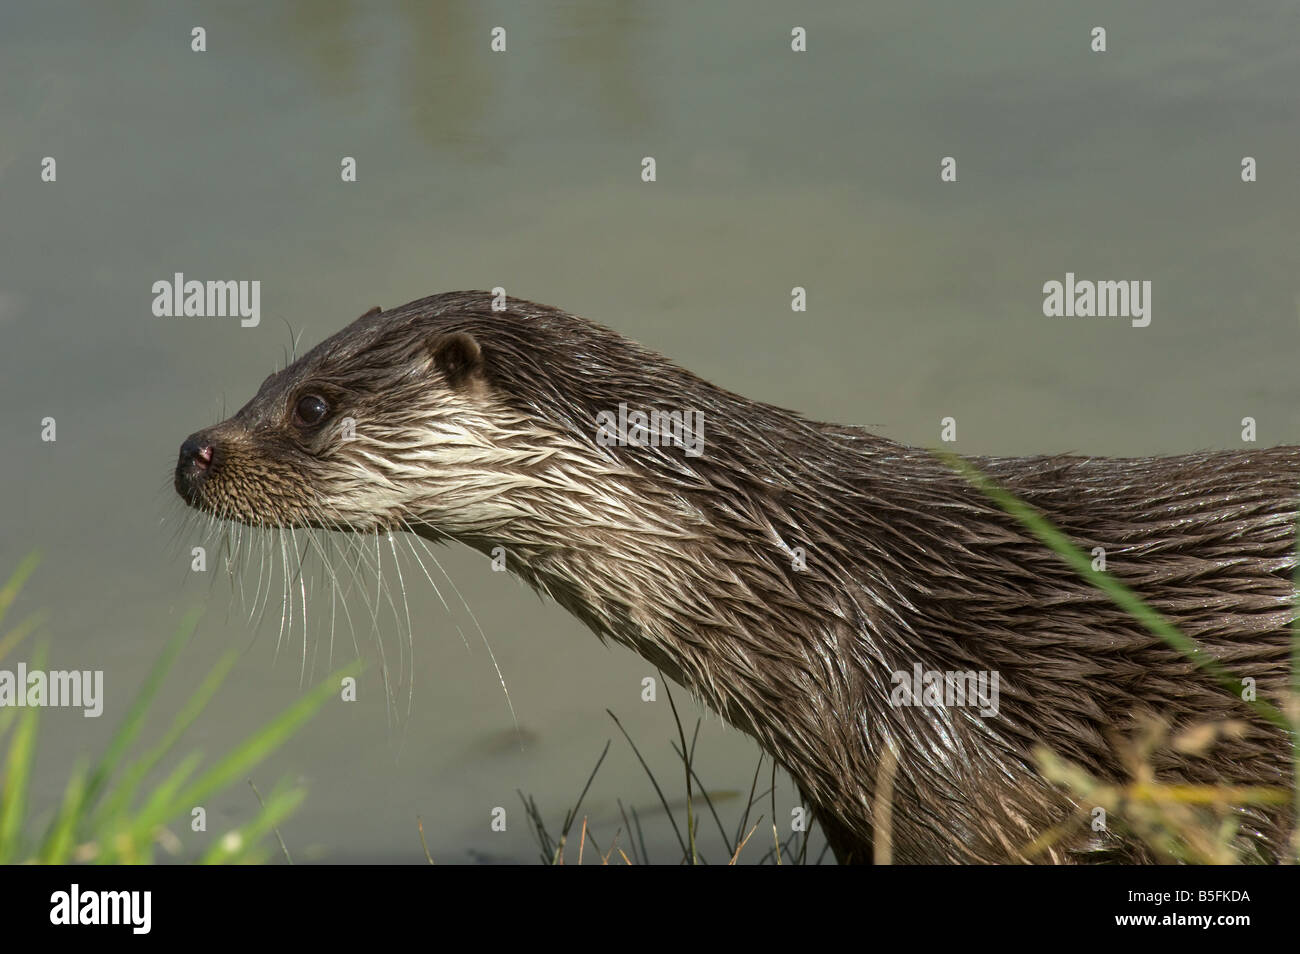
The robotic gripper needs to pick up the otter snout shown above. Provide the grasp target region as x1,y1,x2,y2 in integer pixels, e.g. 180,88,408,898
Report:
174,432,217,504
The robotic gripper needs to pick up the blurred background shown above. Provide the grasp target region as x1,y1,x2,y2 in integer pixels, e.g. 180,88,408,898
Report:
1,0,1297,862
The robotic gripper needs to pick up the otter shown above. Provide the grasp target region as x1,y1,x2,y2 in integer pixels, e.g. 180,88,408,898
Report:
175,291,1295,864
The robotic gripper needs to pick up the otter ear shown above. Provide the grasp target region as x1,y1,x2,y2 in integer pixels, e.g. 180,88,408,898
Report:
431,332,484,388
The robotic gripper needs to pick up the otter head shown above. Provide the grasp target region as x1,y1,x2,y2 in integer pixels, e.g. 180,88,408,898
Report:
174,297,563,539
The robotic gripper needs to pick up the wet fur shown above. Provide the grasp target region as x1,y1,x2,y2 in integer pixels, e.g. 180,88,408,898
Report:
176,291,1296,864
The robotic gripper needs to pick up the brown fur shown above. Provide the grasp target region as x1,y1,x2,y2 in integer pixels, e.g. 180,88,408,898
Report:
176,291,1296,863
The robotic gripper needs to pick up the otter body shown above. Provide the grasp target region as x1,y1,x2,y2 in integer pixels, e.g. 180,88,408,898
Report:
176,292,1295,863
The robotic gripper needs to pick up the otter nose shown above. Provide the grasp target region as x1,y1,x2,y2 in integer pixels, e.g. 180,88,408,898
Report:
175,433,217,501
179,435,214,470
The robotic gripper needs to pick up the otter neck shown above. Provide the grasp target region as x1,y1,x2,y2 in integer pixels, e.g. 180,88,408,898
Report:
438,455,908,834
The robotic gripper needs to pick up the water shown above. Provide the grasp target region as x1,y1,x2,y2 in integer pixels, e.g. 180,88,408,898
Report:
1,0,1297,862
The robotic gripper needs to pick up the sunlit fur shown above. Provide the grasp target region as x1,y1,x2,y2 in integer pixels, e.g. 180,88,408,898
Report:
177,291,1296,864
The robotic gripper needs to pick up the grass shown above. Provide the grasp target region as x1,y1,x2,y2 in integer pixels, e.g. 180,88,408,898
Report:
519,680,828,865
941,451,1298,864
0,555,359,864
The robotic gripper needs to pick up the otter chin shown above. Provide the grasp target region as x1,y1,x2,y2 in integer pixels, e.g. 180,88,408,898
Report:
175,290,1295,864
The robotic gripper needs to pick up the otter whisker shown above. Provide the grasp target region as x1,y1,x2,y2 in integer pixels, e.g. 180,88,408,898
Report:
382,530,418,719
319,522,369,663
324,518,389,655
287,525,312,687
247,518,270,628
225,519,251,617
324,523,400,723
279,519,373,693
373,530,410,709
252,520,280,637
398,517,523,745
365,530,400,724
396,523,472,658
315,522,392,701
322,533,344,668
274,524,295,664
238,522,258,615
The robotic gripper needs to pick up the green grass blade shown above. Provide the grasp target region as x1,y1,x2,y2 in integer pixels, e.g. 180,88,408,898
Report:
101,751,203,864
79,608,203,815
37,757,89,864
0,611,46,667
0,553,40,635
200,783,306,864
0,643,47,863
941,452,1289,730
130,660,359,841
91,649,238,829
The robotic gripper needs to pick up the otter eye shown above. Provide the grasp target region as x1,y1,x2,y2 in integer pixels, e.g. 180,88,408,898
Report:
294,394,329,427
